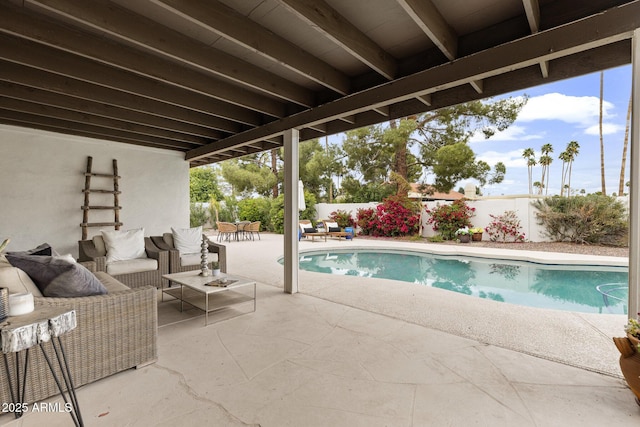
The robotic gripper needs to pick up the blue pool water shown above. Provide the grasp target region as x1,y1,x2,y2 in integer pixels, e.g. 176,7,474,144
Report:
286,249,629,314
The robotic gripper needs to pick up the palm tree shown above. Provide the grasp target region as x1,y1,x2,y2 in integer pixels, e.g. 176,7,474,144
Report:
565,141,579,196
599,71,606,195
539,143,553,195
619,95,632,196
559,150,571,196
522,148,536,195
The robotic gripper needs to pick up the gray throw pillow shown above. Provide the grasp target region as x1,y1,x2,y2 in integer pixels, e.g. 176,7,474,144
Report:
5,254,107,297
7,243,52,256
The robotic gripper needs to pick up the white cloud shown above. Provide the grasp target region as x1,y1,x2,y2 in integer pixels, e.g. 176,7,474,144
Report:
584,122,625,135
518,93,615,127
469,125,544,143
477,149,528,168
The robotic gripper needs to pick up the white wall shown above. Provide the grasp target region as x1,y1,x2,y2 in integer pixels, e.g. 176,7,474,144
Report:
315,202,378,222
315,197,550,242
0,125,190,257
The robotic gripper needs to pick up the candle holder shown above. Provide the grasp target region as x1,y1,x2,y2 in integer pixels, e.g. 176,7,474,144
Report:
199,235,210,277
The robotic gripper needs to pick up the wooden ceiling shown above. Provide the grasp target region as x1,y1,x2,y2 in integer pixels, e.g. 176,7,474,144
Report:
0,0,638,166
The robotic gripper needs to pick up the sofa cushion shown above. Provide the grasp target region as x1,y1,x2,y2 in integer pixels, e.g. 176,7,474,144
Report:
94,271,130,292
5,254,107,297
106,258,158,276
171,226,202,254
102,228,146,262
0,260,43,297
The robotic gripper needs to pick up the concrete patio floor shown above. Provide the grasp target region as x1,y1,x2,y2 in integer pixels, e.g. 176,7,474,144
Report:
2,233,639,426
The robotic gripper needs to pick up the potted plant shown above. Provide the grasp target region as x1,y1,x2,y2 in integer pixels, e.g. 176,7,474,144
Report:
470,227,484,241
454,227,472,243
613,314,640,406
211,261,221,277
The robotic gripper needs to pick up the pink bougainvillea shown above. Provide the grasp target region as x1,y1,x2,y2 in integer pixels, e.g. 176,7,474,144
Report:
425,199,475,240
356,195,420,237
484,210,525,242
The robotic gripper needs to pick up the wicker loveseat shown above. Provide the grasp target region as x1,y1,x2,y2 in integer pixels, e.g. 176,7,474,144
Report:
0,260,157,404
78,235,168,289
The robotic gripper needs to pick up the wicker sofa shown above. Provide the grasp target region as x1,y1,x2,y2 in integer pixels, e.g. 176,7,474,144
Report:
78,235,168,289
0,260,157,404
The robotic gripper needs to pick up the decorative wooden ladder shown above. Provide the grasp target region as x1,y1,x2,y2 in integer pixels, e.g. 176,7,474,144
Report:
80,156,122,240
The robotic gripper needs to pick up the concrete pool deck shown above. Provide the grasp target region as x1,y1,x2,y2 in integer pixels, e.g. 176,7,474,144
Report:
2,233,638,426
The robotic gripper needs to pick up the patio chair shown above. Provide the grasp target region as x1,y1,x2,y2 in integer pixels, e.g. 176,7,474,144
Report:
236,220,251,240
78,231,169,288
244,221,261,240
216,221,238,242
299,220,327,242
150,231,227,276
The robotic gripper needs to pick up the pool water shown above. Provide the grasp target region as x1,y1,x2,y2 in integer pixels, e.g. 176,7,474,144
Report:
288,249,629,314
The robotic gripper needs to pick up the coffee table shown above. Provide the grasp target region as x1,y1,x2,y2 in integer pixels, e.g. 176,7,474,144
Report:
162,271,256,326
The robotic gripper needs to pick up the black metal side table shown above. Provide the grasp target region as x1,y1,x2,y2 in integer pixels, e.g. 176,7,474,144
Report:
0,307,83,426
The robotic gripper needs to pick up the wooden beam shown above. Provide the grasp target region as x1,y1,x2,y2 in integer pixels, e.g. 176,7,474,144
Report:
187,1,640,160
0,34,287,119
0,97,206,147
279,0,398,80
416,94,432,106
0,61,258,131
0,81,224,140
470,79,484,94
152,0,351,96
298,41,631,143
396,0,458,60
522,0,550,77
24,0,315,107
0,110,196,150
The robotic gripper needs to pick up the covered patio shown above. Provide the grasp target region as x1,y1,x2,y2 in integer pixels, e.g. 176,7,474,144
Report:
1,0,640,424
1,234,637,426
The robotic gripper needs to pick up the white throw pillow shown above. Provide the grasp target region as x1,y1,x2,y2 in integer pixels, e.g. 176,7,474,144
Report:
171,226,202,254
325,221,339,229
102,228,146,262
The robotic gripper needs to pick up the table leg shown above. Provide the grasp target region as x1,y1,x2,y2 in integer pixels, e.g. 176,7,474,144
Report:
2,349,29,419
39,337,84,427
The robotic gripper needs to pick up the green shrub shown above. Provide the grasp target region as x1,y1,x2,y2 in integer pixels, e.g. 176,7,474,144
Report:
238,197,271,230
269,195,285,234
532,195,628,246
190,203,208,227
425,199,475,240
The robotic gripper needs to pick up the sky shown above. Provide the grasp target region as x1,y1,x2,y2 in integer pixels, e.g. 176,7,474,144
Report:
471,64,633,196
328,64,633,196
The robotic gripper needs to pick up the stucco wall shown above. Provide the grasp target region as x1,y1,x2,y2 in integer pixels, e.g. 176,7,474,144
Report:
0,125,189,257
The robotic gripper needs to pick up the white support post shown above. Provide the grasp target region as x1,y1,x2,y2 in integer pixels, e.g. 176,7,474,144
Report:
629,29,640,318
283,129,300,294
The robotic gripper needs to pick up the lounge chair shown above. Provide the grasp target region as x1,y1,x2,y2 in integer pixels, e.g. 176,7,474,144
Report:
299,220,327,242
319,220,351,240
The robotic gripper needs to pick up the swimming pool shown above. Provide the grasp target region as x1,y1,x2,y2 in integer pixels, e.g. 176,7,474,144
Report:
286,249,629,314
